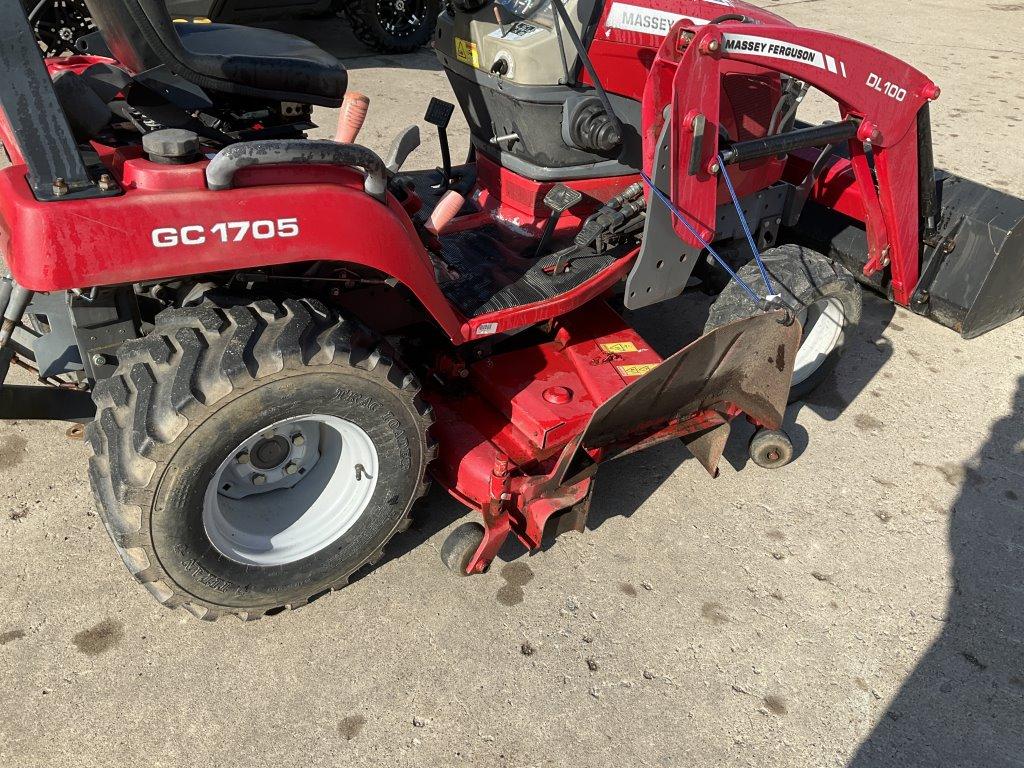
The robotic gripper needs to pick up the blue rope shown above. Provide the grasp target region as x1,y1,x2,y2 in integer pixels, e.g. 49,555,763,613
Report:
639,170,764,308
717,153,777,299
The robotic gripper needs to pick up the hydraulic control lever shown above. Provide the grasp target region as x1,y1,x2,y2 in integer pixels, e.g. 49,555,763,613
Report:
575,182,645,250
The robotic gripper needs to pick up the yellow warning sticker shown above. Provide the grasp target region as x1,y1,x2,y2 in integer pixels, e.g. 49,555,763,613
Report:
617,363,659,378
454,38,480,68
600,341,639,354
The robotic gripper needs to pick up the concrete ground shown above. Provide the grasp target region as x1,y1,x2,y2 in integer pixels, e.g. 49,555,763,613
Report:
1,2,1023,766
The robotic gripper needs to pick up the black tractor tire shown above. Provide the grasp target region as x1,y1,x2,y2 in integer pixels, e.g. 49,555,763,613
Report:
87,298,434,621
341,0,441,54
704,245,862,403
23,0,95,57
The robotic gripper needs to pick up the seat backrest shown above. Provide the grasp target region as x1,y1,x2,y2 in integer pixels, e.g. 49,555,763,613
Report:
82,0,346,107
83,0,189,76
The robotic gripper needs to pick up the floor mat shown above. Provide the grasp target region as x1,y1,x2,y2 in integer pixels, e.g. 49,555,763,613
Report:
437,225,620,318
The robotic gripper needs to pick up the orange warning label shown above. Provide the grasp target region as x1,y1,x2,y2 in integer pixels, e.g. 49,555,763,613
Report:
454,38,480,68
617,363,658,378
600,341,639,354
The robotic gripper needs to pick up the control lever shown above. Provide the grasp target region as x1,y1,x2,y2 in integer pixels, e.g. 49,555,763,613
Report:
534,183,583,258
492,4,510,37
385,125,421,173
424,98,456,190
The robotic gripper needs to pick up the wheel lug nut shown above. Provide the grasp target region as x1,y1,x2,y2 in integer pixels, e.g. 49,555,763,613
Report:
236,451,250,465
284,463,299,476
252,473,267,486
291,433,305,447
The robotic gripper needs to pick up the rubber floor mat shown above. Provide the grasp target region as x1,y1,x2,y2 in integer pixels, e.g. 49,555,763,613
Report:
437,226,619,317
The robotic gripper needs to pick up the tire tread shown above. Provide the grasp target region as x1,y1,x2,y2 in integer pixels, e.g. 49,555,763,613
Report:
87,297,434,621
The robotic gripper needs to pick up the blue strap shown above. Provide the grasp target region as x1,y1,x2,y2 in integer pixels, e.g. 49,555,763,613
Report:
639,170,765,308
717,153,778,299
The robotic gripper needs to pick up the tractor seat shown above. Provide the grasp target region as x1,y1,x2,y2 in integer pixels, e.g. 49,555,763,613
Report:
83,0,347,107
175,23,347,106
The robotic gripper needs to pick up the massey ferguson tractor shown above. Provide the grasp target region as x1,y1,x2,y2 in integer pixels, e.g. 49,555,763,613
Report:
0,0,1021,620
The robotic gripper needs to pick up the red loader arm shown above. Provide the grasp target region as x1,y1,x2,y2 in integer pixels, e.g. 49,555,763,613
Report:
645,20,940,305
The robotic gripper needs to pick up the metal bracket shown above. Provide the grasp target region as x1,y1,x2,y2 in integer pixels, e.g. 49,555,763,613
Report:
624,118,701,310
0,0,97,201
27,289,141,380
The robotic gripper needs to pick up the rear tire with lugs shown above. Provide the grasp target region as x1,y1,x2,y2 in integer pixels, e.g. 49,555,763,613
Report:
87,298,434,620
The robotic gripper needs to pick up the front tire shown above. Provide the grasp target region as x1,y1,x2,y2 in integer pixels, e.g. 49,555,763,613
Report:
87,299,434,620
704,245,862,402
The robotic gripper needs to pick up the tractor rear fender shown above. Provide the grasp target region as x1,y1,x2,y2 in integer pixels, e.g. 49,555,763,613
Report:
0,160,466,341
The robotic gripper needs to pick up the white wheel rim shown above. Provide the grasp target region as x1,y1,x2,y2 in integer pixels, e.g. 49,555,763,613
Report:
792,297,847,387
203,414,379,567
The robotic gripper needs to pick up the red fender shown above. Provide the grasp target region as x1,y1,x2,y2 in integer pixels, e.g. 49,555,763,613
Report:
0,156,466,342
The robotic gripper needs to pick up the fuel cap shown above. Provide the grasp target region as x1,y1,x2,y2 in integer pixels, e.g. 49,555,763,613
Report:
142,128,200,164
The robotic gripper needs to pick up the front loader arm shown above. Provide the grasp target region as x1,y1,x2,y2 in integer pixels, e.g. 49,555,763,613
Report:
644,20,940,305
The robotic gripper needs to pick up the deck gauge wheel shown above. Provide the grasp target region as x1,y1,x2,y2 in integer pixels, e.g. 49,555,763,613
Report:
441,521,486,576
748,429,795,469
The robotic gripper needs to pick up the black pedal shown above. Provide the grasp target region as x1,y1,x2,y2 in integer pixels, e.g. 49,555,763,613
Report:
425,98,456,190
574,218,604,249
535,183,584,259
544,184,584,215
424,98,455,128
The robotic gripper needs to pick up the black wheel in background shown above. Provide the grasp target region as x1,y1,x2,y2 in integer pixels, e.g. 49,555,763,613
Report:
341,0,441,54
440,522,485,576
23,0,95,57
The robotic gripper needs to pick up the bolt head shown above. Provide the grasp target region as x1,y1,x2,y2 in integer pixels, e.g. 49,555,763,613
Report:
708,40,720,52
91,353,108,367
291,433,305,447
284,463,299,476
236,451,251,465
252,473,267,486
708,162,720,175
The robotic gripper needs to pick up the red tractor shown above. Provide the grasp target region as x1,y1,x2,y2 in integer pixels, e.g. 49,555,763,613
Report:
0,0,1020,620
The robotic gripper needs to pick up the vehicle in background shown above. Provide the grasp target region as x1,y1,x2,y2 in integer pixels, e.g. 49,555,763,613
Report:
24,0,441,56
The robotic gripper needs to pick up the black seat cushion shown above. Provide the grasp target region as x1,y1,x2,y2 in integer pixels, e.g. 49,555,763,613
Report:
175,22,347,106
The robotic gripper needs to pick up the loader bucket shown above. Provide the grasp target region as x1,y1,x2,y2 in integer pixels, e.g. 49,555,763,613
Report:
555,311,801,487
918,174,1024,339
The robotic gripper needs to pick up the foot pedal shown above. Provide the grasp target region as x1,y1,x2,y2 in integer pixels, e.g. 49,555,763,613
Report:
424,98,456,190
535,183,583,258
